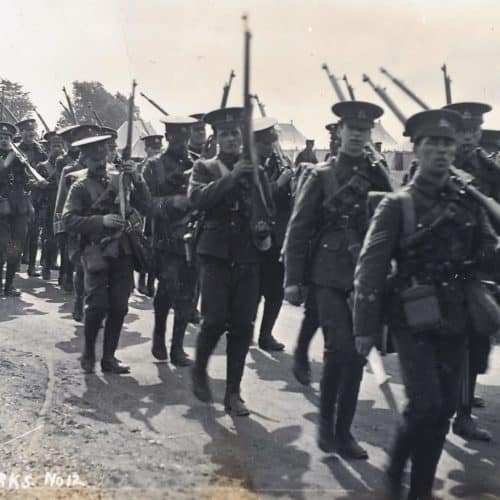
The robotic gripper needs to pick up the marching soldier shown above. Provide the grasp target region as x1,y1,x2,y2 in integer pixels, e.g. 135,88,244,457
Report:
35,131,66,280
294,139,318,166
63,135,151,374
54,124,101,292
143,116,198,366
188,113,207,161
353,109,499,499
284,101,392,458
479,128,500,159
188,107,274,416
443,102,500,441
16,115,48,276
253,116,291,351
292,121,341,384
0,122,47,295
137,134,163,297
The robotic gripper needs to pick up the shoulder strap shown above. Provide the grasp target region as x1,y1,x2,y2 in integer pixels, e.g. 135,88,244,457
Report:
396,190,416,239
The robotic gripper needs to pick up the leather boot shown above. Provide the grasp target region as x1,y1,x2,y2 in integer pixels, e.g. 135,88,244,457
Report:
170,314,191,367
4,261,21,296
81,310,103,373
102,311,128,372
317,351,344,453
72,295,84,322
152,292,169,361
226,328,252,397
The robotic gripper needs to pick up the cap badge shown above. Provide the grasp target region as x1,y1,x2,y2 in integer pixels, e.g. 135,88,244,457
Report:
438,118,451,127
227,113,233,122
357,110,367,119
463,110,472,119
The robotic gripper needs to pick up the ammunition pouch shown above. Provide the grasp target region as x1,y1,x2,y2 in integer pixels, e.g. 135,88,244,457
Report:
400,281,443,334
81,243,109,273
464,279,500,337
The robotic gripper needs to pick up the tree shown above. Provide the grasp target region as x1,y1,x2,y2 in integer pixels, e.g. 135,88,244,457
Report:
56,81,139,130
0,79,34,123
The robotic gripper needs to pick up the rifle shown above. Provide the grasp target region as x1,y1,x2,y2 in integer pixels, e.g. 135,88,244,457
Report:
7,143,46,183
321,63,347,102
242,15,273,252
380,67,430,110
0,87,4,121
87,104,104,127
362,73,407,126
441,64,452,105
33,107,50,133
62,86,78,124
343,74,356,101
221,69,236,108
139,92,169,116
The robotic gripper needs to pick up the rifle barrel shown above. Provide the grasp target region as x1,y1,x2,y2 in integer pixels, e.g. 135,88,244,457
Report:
363,74,407,126
379,67,430,110
321,63,347,102
139,92,169,116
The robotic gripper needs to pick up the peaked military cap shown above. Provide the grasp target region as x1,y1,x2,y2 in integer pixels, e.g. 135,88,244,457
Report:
16,114,37,131
442,102,492,128
0,122,18,137
161,115,198,135
189,113,205,122
203,107,244,129
100,127,118,139
71,135,112,150
480,129,500,150
403,109,463,142
332,101,383,129
325,122,339,133
59,123,101,143
140,134,163,148
253,117,279,143
44,130,65,142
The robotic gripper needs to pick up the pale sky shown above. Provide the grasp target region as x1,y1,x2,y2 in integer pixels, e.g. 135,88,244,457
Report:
4,0,500,147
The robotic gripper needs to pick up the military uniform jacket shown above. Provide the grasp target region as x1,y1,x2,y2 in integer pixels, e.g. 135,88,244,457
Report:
143,149,193,256
18,141,47,169
353,174,499,340
33,156,59,213
0,149,35,215
62,171,151,258
188,153,272,263
455,147,500,201
262,152,292,248
284,152,392,289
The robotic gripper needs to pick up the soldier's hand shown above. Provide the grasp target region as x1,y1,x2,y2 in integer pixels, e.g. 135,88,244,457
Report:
284,284,305,306
277,169,293,188
355,336,374,358
102,214,125,229
122,160,142,183
231,159,254,179
37,179,49,189
171,194,190,211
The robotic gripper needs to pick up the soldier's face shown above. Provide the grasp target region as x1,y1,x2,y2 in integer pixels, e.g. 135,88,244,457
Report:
85,144,108,175
415,136,456,179
167,131,189,152
456,125,481,154
0,133,11,150
189,124,206,147
217,126,242,155
339,123,371,156
49,141,65,157
146,146,162,158
21,127,37,143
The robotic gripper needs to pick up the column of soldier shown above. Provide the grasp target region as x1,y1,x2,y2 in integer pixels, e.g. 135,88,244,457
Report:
0,89,499,498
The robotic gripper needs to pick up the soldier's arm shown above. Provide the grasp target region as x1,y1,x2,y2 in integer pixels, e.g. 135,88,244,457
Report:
188,159,237,210
62,182,105,235
353,194,401,340
130,177,152,216
283,172,323,287
476,207,500,272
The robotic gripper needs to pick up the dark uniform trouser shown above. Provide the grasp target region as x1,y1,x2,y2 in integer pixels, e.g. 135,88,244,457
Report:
82,254,134,361
315,286,366,438
295,288,320,359
153,253,197,351
195,256,259,397
390,331,466,499
0,214,29,289
26,210,41,270
456,334,491,417
40,211,58,272
258,246,285,339
58,234,74,285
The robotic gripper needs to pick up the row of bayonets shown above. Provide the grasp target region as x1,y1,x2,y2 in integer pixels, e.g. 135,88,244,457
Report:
322,63,453,127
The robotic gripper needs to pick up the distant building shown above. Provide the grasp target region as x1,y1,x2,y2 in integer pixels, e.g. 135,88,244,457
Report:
116,119,159,158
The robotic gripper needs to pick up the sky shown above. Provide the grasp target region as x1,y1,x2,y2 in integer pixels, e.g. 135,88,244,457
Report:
3,0,500,148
